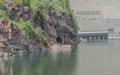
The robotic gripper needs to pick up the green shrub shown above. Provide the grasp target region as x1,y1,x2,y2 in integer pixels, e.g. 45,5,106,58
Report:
11,0,24,5
25,23,35,38
16,19,28,35
0,10,9,21
16,19,48,43
16,19,36,38
30,0,47,20
59,0,70,13
48,1,62,10
71,12,79,31
30,0,40,12
34,27,48,44
0,0,6,9
34,27,43,37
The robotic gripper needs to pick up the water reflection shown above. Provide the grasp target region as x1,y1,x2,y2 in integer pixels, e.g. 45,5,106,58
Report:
2,40,120,75
0,46,77,75
0,56,14,75
75,40,120,75
0,58,5,75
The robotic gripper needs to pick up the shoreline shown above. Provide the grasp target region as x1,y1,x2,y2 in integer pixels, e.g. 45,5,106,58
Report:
0,44,73,57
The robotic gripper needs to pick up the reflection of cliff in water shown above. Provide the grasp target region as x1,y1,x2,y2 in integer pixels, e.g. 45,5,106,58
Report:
0,45,77,75
0,57,14,75
0,58,5,75
0,47,78,75
12,53,77,75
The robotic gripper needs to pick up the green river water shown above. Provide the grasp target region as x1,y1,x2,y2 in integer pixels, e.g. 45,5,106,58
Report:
0,40,120,75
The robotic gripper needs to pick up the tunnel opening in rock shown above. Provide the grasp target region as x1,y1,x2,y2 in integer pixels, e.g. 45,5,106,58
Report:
56,36,63,44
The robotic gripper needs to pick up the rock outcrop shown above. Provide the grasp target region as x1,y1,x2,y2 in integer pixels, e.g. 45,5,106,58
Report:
0,0,78,53
7,2,32,21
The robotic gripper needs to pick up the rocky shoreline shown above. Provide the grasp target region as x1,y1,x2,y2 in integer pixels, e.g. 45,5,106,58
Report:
0,44,72,57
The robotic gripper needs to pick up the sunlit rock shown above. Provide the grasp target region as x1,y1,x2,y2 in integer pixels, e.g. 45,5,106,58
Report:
50,44,71,53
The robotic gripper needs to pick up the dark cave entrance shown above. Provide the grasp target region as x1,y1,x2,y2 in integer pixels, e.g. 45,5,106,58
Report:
56,36,63,44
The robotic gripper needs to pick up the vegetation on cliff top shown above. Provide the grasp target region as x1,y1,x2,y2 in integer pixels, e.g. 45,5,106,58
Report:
0,10,9,21
10,0,71,12
0,0,9,21
0,0,78,45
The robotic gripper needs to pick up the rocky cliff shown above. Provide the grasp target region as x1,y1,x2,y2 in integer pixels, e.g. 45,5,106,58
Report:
0,0,78,53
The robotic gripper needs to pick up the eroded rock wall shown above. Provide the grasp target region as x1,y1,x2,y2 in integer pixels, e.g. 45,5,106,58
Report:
0,0,78,52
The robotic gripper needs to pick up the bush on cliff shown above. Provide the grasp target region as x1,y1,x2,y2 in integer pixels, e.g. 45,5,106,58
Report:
0,0,6,9
16,19,47,44
0,10,9,21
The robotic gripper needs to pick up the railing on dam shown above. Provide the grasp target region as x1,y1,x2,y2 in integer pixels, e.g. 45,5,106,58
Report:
78,31,108,41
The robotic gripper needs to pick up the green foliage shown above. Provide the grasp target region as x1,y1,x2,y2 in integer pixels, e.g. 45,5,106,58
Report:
16,19,47,43
25,23,35,38
0,0,6,9
48,0,62,10
37,9,47,20
16,19,35,38
29,0,47,20
71,12,79,31
59,0,70,13
60,0,69,11
10,0,71,18
34,27,48,44
34,27,43,37
10,0,70,13
11,0,24,5
16,19,28,35
11,0,77,42
30,0,41,12
0,0,8,21
0,10,9,21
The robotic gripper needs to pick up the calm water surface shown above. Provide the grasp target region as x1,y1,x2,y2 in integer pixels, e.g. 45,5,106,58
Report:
0,40,120,75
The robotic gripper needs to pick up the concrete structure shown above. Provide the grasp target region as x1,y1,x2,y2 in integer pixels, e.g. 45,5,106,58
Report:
78,19,120,40
79,31,108,41
69,0,120,40
70,0,120,19
79,19,120,34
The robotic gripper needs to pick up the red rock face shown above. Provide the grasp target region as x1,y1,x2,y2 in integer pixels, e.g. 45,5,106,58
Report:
0,20,12,40
0,20,18,51
47,25,57,37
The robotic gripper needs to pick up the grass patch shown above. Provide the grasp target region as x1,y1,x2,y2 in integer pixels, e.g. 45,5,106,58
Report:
11,0,24,5
0,10,9,21
34,27,48,44
16,19,48,44
0,0,6,9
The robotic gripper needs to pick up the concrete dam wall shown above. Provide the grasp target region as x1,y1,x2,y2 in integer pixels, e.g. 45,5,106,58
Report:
69,0,120,39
